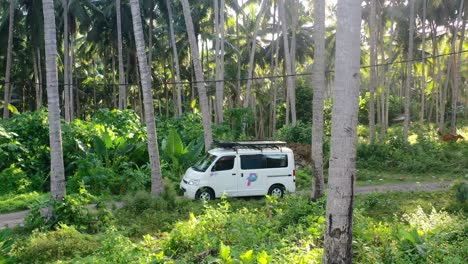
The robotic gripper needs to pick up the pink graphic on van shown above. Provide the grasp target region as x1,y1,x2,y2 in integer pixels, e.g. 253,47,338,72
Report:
247,173,258,186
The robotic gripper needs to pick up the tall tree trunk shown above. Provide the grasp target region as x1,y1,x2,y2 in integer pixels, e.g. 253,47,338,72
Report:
451,16,465,134
244,0,268,108
278,0,296,126
116,0,127,110
63,0,70,122
33,51,41,111
112,50,117,108
129,0,164,195
403,0,415,142
69,33,75,121
42,0,66,201
323,0,361,262
236,4,241,107
181,0,213,149
368,0,377,142
3,0,15,119
37,48,43,109
269,0,279,138
148,13,153,66
214,0,225,123
166,0,183,116
441,0,464,134
420,0,427,124
311,0,325,200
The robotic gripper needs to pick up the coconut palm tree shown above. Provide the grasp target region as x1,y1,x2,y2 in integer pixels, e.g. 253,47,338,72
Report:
3,0,15,119
42,0,66,201
369,0,377,142
129,0,164,195
403,0,415,142
166,0,183,116
311,0,325,200
323,0,361,262
180,0,213,149
116,0,127,110
278,0,296,127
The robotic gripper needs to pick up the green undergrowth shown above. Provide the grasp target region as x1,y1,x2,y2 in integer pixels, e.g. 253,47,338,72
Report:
1,185,466,263
0,192,48,214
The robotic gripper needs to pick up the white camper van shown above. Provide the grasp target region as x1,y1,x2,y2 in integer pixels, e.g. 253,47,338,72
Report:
180,141,296,200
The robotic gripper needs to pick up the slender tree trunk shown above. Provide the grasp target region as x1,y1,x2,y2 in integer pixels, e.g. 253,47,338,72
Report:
166,0,183,116
403,0,415,142
33,51,41,111
236,4,241,107
181,0,214,149
244,0,268,108
323,0,361,262
130,0,164,195
311,0,325,200
112,50,117,108
38,48,43,108
42,0,66,201
278,0,296,127
451,17,465,134
3,0,15,119
369,0,377,142
63,0,70,122
441,0,464,134
69,33,74,121
420,0,427,124
116,0,127,110
214,0,225,123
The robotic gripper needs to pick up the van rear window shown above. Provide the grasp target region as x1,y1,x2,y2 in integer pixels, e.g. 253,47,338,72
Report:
240,154,288,170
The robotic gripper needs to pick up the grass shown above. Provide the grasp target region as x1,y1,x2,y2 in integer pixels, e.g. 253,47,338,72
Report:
355,189,466,221
296,167,463,190
0,192,48,214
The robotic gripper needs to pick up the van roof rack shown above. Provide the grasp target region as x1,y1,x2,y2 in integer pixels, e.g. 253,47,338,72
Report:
215,141,287,150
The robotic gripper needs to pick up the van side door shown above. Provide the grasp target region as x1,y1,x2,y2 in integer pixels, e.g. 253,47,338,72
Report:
238,154,267,196
209,155,238,197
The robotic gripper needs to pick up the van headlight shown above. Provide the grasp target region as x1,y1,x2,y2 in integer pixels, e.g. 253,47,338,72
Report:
187,179,200,186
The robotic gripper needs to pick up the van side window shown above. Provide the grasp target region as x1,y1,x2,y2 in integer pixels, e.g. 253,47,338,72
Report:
240,155,266,169
265,154,288,168
212,156,236,171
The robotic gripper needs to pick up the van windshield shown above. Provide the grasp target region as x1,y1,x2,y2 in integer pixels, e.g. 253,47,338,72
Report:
192,154,217,172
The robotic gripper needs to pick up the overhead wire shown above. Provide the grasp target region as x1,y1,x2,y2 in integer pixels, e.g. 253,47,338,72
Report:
0,50,466,87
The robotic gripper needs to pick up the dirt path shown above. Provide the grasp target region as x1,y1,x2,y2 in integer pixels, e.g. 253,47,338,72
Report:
0,181,454,230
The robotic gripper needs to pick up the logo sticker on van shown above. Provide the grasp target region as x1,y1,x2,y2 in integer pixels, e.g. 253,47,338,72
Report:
247,173,258,186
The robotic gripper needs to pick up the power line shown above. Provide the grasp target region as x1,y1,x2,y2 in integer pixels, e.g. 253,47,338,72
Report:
0,50,466,87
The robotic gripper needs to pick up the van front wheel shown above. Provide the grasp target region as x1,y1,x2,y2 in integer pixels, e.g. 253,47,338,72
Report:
268,185,285,198
196,188,215,201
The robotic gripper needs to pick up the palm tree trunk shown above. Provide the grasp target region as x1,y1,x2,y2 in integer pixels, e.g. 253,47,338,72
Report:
278,0,296,127
116,0,127,110
311,0,325,200
450,16,465,134
420,0,427,124
38,48,43,108
3,0,15,119
244,0,268,108
42,0,66,201
323,0,361,262
166,0,183,116
181,0,214,149
69,32,75,121
33,51,41,111
403,0,415,142
63,0,71,123
441,0,464,134
369,0,377,142
129,0,164,195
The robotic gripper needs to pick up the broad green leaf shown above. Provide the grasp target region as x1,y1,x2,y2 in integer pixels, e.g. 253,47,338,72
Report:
8,104,19,115
165,128,186,158
240,249,254,264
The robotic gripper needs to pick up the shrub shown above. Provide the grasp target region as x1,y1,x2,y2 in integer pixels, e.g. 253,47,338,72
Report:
277,121,312,144
10,224,99,263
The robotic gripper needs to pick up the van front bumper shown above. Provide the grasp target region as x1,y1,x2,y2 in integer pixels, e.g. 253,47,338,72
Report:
179,180,198,199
